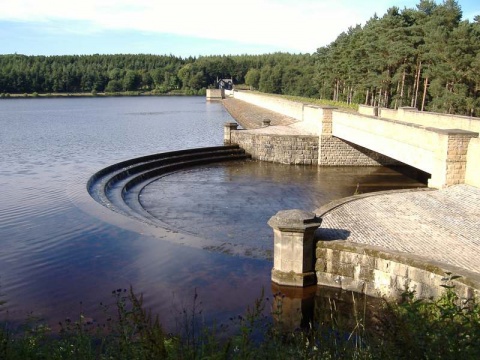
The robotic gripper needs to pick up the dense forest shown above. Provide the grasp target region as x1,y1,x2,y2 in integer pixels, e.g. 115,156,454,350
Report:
0,0,479,115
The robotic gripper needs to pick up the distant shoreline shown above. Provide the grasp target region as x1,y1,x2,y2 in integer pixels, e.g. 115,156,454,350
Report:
0,90,205,99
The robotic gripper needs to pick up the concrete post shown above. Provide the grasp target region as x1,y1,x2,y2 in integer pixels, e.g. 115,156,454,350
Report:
223,122,238,144
206,88,225,100
268,209,322,287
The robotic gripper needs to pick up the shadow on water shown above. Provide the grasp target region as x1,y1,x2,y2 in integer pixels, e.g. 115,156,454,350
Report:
272,283,386,336
139,160,426,258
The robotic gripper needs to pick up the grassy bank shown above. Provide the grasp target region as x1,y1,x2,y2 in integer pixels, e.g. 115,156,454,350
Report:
1,278,479,359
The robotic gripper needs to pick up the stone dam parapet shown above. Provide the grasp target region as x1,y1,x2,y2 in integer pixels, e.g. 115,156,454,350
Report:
231,129,319,165
223,91,480,189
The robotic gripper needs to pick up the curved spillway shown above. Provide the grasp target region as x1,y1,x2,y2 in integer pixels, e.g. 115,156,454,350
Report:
87,145,250,230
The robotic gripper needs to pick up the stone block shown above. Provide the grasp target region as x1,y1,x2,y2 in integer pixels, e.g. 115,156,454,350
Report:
357,265,374,282
373,269,394,296
341,277,366,293
316,272,341,288
336,263,356,278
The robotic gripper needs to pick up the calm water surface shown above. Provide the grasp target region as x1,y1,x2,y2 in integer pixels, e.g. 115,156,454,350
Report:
0,96,424,330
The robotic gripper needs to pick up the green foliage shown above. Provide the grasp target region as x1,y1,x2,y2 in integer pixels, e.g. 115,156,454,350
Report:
1,278,480,359
105,79,123,93
314,0,480,115
0,1,478,114
379,273,480,359
245,68,260,90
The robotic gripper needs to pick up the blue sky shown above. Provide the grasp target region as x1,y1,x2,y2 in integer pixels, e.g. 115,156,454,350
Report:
0,0,478,57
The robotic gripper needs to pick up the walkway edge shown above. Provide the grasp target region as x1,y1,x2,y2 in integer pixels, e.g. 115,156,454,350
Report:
315,187,435,217
316,239,480,300
314,188,480,300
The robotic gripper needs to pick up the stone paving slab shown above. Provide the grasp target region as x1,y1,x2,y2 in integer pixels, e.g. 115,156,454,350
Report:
223,98,299,129
223,97,318,135
315,184,480,274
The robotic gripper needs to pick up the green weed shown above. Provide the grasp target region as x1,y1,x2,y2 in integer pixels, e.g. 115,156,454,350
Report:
0,276,479,359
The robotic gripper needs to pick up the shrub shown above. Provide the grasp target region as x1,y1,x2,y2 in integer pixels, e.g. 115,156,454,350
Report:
1,277,479,359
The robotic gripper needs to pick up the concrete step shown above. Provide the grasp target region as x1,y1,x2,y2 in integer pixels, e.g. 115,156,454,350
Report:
87,145,250,223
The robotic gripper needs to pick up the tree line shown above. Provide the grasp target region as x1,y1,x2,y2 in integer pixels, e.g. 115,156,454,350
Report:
0,0,478,116
0,52,315,96
316,0,480,116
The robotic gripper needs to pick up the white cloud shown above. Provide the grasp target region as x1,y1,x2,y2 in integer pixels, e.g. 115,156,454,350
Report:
0,0,424,52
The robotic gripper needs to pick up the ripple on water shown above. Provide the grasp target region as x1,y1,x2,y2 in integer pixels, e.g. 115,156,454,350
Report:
0,97,427,331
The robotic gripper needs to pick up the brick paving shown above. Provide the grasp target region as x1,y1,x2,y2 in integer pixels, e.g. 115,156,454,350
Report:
315,185,480,274
223,97,320,135
223,98,298,129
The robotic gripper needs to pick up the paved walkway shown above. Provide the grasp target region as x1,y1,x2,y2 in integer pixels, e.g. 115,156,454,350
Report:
223,98,298,129
315,185,480,274
222,98,317,135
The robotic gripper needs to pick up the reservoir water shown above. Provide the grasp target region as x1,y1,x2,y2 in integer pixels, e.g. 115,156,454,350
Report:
0,96,425,330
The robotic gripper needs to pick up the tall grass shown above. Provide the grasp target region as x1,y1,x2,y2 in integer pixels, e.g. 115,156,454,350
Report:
1,278,479,359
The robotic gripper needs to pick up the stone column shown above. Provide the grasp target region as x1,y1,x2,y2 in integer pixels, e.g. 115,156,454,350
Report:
315,106,337,166
268,209,322,287
429,129,478,188
224,122,238,145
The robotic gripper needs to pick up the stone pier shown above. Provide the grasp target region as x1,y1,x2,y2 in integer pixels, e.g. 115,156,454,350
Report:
223,122,238,145
206,88,225,100
268,209,322,287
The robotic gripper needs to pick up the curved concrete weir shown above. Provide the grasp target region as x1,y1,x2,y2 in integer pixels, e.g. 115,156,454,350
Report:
87,145,250,230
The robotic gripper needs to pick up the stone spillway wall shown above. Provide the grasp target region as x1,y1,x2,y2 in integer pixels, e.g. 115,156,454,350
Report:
230,131,319,165
223,93,400,167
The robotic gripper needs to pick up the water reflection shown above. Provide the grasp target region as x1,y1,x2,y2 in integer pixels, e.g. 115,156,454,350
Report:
0,96,426,333
140,160,426,257
272,283,386,335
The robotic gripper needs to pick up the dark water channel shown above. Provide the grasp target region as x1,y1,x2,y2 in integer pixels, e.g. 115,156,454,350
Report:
0,96,425,331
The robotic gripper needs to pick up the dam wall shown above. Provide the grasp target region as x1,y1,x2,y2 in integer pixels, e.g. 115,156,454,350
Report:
230,131,319,165
228,92,400,167
227,92,479,188
466,138,480,187
233,91,304,121
377,106,480,133
315,240,480,300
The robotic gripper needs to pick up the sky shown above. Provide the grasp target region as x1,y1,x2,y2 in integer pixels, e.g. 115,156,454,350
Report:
0,0,479,57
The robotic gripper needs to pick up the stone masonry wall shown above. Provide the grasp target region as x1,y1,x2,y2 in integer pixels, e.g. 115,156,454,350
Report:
315,241,479,300
319,136,400,166
231,131,318,165
446,131,479,185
